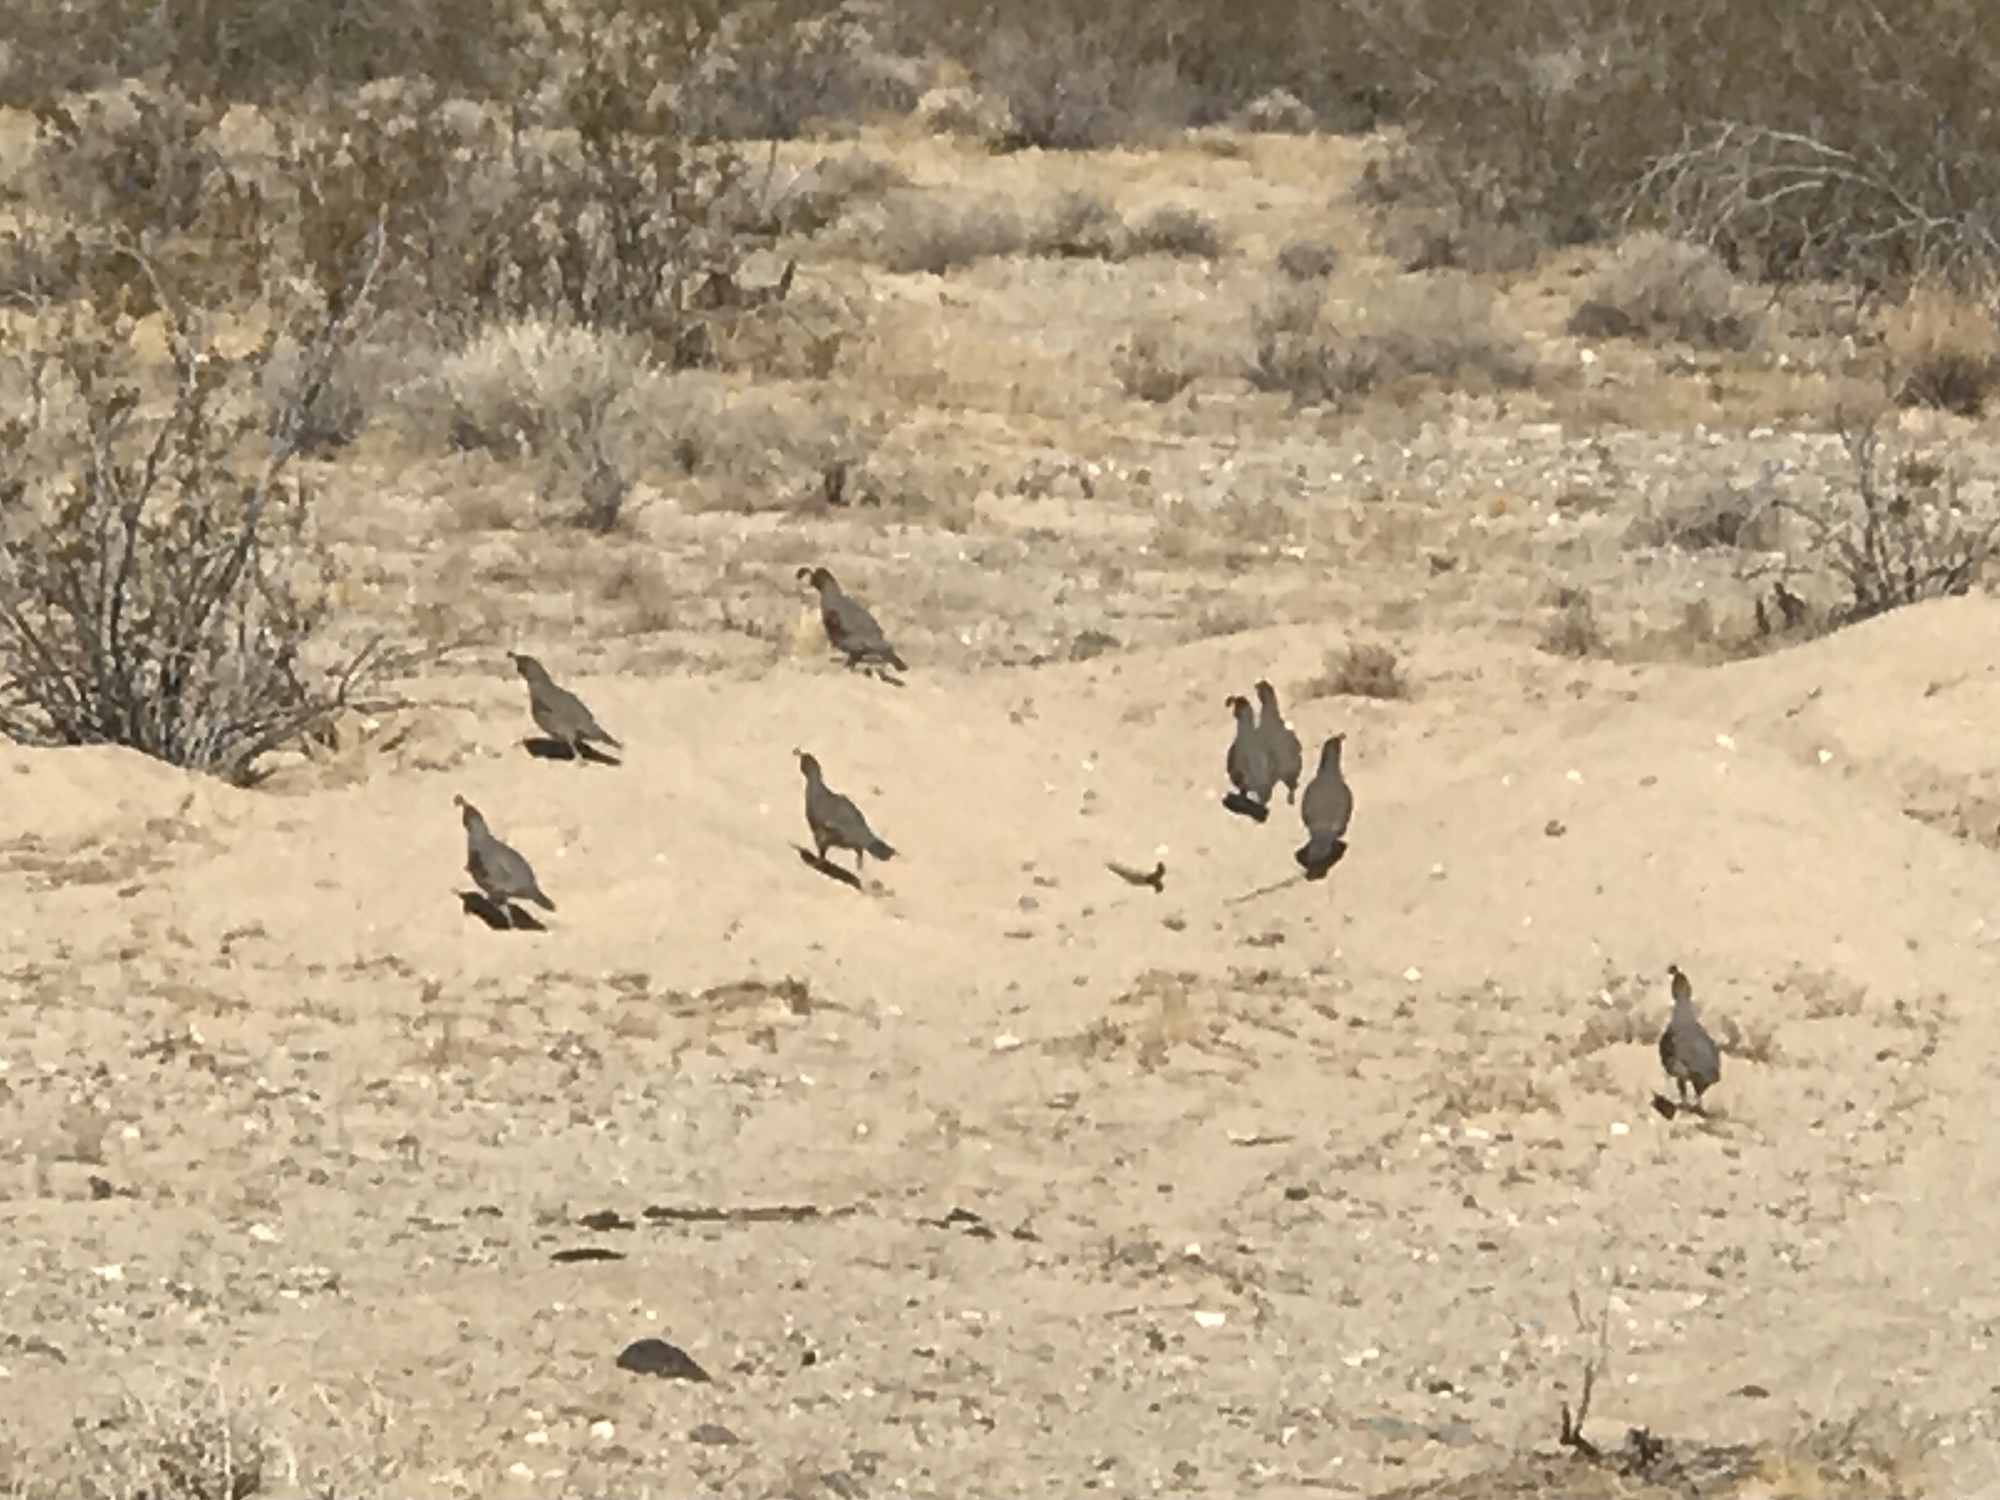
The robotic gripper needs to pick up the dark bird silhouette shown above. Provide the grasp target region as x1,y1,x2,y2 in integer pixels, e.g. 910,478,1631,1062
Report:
454,794,556,925
509,652,621,759
1106,859,1166,893
797,566,907,675
797,751,896,876
1658,963,1722,1114
1225,694,1276,820
1294,733,1353,879
1255,679,1303,804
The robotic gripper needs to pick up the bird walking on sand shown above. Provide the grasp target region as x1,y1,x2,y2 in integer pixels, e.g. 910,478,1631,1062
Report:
454,794,556,925
796,751,897,876
797,566,907,676
1225,695,1277,818
1658,963,1721,1114
1255,679,1303,804
1294,733,1353,879
509,652,621,759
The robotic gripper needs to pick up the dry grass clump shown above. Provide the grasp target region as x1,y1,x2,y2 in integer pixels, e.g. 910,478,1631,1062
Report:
1540,588,1608,657
1882,287,2000,416
1306,642,1410,700
861,189,1027,273
1625,476,1785,553
1568,233,1758,349
1029,189,1130,260
1129,203,1224,259
975,21,1187,152
1112,327,1206,403
425,320,661,531
1248,276,1535,406
19,1375,276,1500
1275,238,1340,281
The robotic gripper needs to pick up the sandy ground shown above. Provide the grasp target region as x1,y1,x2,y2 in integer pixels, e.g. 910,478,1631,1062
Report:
6,592,2000,1496
4,103,2000,1499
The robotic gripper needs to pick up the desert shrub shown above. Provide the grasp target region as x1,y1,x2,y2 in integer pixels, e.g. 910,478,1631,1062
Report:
1248,276,1534,405
1626,476,1784,553
0,0,519,105
21,1375,274,1500
1573,232,1757,348
18,87,233,241
974,18,1190,150
429,319,659,531
1130,204,1223,259
0,240,416,782
1883,288,2000,417
865,190,1026,273
1371,0,2000,289
1540,588,1607,657
678,2,917,141
1112,329,1202,403
1028,190,1130,260
1770,417,2000,628
1308,641,1409,699
1276,238,1339,281
1237,88,1318,134
741,151,911,238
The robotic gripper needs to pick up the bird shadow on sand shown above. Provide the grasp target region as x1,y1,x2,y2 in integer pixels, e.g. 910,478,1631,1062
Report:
794,846,865,890
459,891,548,932
1221,791,1271,823
523,736,622,766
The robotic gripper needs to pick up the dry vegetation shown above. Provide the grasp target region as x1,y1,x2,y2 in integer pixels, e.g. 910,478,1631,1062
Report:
6,0,2000,1492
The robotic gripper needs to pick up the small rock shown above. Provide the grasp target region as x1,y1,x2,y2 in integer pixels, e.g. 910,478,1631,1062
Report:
688,1423,740,1446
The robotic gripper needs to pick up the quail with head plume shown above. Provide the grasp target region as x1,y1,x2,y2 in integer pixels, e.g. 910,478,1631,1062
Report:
1658,963,1721,1113
509,652,621,759
1294,733,1352,879
797,751,897,875
454,794,556,924
797,566,908,674
1255,679,1303,804
1226,695,1277,816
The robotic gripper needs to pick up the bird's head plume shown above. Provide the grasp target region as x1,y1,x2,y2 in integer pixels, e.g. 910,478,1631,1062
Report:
1254,679,1279,709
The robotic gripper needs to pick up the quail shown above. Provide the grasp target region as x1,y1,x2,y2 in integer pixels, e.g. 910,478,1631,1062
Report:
1294,733,1353,880
454,794,556,924
1226,694,1277,815
1255,679,1303,804
509,653,621,759
797,566,908,675
797,751,897,875
1658,963,1721,1113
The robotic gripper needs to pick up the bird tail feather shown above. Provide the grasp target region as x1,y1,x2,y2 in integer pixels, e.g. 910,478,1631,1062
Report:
868,838,897,861
1294,834,1347,880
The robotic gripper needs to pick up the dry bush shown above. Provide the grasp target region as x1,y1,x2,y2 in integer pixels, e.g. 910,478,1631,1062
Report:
427,320,660,531
1276,238,1340,281
1882,287,2000,416
752,150,912,237
1307,641,1409,700
1625,475,1784,553
976,18,1189,150
1359,147,1551,275
1540,589,1607,657
1029,190,1130,261
1248,276,1535,406
650,374,862,513
1237,88,1318,134
1766,416,2000,629
18,1375,274,1500
1112,328,1204,403
862,189,1027,273
677,3,918,142
0,239,421,783
1130,204,1224,259
1570,232,1758,348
